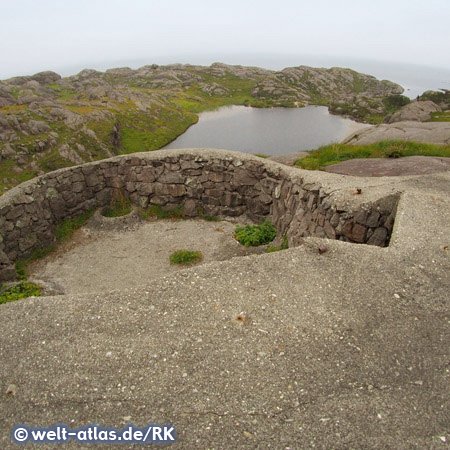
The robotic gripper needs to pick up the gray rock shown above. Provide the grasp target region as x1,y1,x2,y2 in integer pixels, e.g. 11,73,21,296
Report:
342,121,450,146
385,100,441,123
30,71,61,85
28,120,51,135
58,144,84,164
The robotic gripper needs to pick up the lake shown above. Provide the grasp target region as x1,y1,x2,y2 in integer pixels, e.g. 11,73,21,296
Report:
162,105,369,156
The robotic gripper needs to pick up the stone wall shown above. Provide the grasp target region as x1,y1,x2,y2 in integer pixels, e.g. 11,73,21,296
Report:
0,149,398,282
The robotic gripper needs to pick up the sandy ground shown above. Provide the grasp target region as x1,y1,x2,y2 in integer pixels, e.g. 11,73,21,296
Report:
29,218,266,295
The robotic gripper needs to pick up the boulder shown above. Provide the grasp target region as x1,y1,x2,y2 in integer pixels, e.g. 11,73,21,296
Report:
58,144,84,164
385,100,441,123
30,71,61,85
342,121,450,146
28,120,51,134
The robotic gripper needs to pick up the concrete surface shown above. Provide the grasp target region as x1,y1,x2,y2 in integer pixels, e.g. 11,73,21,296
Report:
28,218,265,295
0,158,449,449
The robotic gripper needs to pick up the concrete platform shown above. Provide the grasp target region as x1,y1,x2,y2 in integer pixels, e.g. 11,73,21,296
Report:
0,164,449,448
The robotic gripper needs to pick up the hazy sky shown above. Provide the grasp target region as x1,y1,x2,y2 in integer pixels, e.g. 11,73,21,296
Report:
0,0,449,80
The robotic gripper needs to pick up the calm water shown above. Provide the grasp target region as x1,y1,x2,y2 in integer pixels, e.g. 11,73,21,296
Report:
163,105,369,156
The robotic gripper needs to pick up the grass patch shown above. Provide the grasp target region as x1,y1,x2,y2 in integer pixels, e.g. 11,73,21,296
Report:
254,153,270,158
428,111,450,122
55,210,95,242
267,235,289,253
0,158,38,192
169,250,203,266
102,198,132,217
118,106,198,153
199,214,220,222
139,205,185,220
0,281,42,305
295,141,450,170
234,220,277,247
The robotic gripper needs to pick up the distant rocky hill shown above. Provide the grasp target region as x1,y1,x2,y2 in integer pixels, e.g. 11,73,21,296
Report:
0,63,406,191
342,90,450,145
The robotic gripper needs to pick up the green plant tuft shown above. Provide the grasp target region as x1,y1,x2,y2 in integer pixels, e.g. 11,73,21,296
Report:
199,214,220,222
103,199,132,217
234,220,277,247
139,205,184,220
55,210,95,242
0,282,42,305
170,250,203,266
267,235,289,253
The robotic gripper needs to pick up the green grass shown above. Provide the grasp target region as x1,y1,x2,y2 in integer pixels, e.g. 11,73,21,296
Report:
169,250,203,266
0,158,38,192
10,87,21,99
102,198,132,217
254,153,270,159
55,210,95,242
199,214,220,222
267,235,289,253
234,220,277,247
118,106,198,152
0,281,42,305
295,141,450,170
428,111,450,122
47,83,79,100
139,205,185,220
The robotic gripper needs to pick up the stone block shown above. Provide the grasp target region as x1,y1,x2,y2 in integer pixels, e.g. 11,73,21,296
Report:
366,211,381,228
367,227,388,246
18,234,37,252
158,171,184,184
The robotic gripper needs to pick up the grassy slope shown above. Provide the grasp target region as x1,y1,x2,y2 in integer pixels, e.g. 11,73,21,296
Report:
294,141,450,170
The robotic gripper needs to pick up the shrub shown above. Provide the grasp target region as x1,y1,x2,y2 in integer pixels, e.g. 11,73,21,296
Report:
234,220,277,246
170,250,203,266
0,282,42,305
383,94,411,108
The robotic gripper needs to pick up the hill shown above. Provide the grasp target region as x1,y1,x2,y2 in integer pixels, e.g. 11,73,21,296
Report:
0,63,405,192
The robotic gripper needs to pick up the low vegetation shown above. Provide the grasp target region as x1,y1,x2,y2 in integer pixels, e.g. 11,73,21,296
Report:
295,141,450,170
139,205,185,220
267,235,289,253
199,214,220,222
169,250,203,266
234,220,277,246
0,281,42,305
102,198,132,217
55,210,95,242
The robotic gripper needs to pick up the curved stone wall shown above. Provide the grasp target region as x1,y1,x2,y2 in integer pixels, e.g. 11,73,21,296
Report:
0,149,398,282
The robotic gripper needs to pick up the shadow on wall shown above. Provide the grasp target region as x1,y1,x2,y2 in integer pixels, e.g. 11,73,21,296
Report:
0,151,399,282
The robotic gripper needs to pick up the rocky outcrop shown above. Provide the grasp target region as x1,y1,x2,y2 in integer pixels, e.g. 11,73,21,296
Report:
384,100,441,123
0,149,398,281
342,121,450,145
0,63,408,191
252,66,404,119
